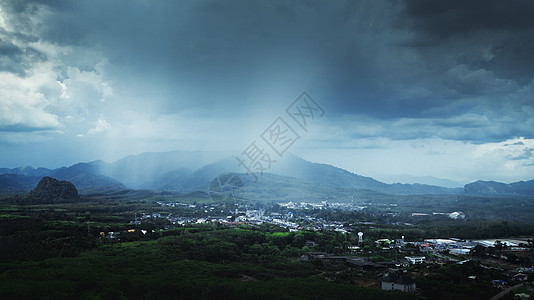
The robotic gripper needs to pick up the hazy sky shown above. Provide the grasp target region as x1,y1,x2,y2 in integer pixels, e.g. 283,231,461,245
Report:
1,0,534,184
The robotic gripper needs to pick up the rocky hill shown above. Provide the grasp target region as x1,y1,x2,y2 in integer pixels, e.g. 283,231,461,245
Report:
26,177,80,203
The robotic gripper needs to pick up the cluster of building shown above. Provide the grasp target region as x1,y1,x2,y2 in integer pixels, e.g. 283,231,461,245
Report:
410,211,466,219
153,200,358,232
299,250,422,293
278,201,366,211
96,200,534,295
420,238,531,254
301,234,534,294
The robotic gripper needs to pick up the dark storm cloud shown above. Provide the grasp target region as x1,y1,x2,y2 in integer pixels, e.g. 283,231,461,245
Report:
0,36,23,73
402,0,534,82
3,0,408,113
370,0,534,142
1,0,534,143
402,0,534,38
327,110,532,144
2,1,332,110
0,28,45,75
0,36,19,55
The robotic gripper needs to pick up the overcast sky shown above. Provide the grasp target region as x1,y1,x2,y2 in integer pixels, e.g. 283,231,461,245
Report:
1,0,534,184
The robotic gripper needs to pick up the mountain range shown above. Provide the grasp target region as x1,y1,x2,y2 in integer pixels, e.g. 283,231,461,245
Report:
464,179,534,196
0,150,532,198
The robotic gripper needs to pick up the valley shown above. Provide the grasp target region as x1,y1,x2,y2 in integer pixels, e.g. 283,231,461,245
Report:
1,151,534,299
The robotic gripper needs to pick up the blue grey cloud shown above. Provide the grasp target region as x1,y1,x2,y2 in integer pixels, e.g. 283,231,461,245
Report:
0,0,533,182
2,0,533,125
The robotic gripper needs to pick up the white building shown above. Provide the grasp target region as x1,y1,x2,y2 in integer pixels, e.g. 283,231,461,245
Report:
450,248,471,255
405,256,426,264
381,274,416,292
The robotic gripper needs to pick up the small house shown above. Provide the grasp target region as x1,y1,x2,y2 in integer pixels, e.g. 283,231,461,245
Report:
381,273,416,292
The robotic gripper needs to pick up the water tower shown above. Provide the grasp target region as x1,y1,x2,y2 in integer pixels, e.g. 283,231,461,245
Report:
358,232,363,244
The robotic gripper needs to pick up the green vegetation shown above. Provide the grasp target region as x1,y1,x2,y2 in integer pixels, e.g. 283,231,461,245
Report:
414,261,502,300
0,198,421,299
1,195,533,299
512,287,534,298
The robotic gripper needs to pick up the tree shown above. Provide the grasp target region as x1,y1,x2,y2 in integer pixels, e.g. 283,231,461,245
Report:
471,245,486,257
405,243,416,249
342,241,352,253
